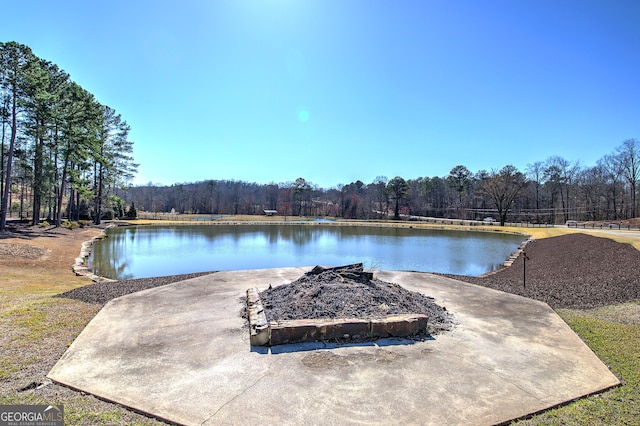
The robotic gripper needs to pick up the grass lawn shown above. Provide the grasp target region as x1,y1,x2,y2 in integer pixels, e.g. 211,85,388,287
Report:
515,303,640,425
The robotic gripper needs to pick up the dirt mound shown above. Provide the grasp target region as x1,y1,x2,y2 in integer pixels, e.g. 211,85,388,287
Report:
445,233,640,309
259,264,454,334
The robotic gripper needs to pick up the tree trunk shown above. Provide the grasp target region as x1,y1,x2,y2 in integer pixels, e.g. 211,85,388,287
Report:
0,97,7,212
0,86,18,231
94,161,103,225
55,156,70,227
32,120,45,225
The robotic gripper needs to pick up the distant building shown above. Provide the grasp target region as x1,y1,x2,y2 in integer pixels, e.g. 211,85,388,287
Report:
263,209,278,216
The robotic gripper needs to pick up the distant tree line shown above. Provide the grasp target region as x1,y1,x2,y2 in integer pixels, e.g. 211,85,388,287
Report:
0,41,137,230
126,139,640,225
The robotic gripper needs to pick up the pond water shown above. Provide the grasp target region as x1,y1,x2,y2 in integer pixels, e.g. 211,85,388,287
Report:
87,224,526,280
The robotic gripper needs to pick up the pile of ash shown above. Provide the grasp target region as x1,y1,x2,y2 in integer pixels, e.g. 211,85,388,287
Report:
259,264,454,334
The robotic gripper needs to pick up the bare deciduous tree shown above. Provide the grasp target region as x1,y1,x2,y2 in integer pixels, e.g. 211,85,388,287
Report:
482,165,526,226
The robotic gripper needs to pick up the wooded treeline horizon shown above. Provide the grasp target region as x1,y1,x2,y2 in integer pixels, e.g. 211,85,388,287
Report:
127,138,640,226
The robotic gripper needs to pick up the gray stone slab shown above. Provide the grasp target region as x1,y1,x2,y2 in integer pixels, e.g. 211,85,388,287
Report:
48,267,620,426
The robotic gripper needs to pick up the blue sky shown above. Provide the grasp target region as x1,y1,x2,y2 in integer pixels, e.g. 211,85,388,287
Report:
2,1,640,188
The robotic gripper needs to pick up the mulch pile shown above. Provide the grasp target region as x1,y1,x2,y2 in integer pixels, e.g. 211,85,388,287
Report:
444,233,640,309
259,264,454,333
57,272,214,305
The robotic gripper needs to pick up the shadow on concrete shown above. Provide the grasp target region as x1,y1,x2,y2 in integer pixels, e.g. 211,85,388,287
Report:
252,335,435,355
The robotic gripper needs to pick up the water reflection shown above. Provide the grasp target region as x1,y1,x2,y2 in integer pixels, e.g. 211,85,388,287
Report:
87,224,526,280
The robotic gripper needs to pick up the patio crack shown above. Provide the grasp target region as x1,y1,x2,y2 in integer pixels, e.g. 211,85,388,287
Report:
200,363,273,425
444,349,542,401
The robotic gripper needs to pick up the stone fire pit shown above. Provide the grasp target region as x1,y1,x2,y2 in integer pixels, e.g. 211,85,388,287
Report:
246,264,453,346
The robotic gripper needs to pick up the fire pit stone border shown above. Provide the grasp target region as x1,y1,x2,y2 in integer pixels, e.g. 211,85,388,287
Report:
247,287,428,346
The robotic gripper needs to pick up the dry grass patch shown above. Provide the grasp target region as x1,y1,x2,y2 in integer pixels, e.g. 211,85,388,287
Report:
0,224,165,425
0,284,162,425
0,296,100,387
565,300,640,326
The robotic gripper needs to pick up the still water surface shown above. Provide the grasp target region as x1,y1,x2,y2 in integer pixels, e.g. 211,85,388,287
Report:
88,224,526,280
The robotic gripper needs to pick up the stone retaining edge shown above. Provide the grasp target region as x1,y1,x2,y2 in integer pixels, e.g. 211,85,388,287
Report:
247,287,428,346
247,288,270,345
502,238,535,268
73,225,117,283
480,237,535,277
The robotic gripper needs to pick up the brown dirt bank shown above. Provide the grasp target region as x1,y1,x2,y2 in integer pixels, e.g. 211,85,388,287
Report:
442,233,640,309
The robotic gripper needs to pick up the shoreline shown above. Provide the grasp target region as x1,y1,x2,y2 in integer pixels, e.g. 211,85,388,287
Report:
70,219,533,288
62,221,640,310
109,218,534,237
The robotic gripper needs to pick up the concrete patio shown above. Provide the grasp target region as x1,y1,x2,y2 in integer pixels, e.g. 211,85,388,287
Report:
48,267,620,425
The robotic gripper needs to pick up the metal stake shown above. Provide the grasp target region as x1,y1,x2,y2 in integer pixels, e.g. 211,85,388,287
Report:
523,251,529,289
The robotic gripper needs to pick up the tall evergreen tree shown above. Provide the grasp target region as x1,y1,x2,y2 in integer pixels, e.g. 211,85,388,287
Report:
0,42,34,230
448,165,472,218
387,176,409,220
54,82,101,226
93,105,137,224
